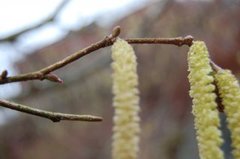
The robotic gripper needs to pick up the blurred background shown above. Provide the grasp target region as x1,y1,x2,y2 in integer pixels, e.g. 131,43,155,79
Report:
0,0,239,158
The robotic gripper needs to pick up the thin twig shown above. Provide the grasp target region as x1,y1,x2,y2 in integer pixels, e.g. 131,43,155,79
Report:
0,99,102,122
126,35,193,46
0,26,194,85
0,26,194,122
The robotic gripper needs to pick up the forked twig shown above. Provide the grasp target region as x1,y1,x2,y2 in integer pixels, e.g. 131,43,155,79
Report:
0,26,194,122
0,26,194,85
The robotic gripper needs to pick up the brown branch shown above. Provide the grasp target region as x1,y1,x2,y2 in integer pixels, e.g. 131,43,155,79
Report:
0,26,194,85
0,0,69,43
0,26,194,122
0,99,102,122
126,35,193,46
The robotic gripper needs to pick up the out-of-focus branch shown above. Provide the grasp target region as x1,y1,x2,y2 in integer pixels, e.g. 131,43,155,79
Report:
0,26,194,85
0,99,102,122
0,0,69,43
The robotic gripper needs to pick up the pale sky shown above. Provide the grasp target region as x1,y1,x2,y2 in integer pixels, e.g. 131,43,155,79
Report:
0,0,148,124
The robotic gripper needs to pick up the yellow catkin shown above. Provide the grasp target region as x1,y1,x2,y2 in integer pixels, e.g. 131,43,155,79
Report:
187,41,224,159
215,69,240,158
111,38,140,159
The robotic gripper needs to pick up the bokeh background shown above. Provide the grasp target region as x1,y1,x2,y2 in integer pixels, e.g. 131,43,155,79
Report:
0,0,239,159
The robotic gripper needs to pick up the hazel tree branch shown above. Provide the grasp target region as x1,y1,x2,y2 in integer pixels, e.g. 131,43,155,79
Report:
126,35,193,46
0,26,194,85
0,26,194,122
0,99,102,122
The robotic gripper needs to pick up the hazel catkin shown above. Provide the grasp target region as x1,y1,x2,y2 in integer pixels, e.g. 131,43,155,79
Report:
111,38,140,159
215,69,240,158
187,41,224,159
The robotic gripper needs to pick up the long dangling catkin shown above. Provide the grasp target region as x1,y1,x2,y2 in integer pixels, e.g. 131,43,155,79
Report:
187,41,224,159
111,38,140,159
214,69,240,158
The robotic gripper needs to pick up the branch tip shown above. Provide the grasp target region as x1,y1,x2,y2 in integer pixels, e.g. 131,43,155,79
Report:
111,26,121,38
50,114,103,122
184,35,194,46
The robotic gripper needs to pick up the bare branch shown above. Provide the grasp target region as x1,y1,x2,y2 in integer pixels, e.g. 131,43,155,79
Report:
0,0,69,43
0,26,194,122
0,99,102,122
0,26,194,85
38,26,121,75
126,35,193,47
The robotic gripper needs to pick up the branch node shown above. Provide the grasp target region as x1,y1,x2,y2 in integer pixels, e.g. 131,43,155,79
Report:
45,73,64,84
35,72,45,81
184,35,194,46
51,116,61,122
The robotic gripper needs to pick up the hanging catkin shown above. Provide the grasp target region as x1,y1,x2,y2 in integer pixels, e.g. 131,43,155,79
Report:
111,38,140,159
214,69,240,158
187,41,224,159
